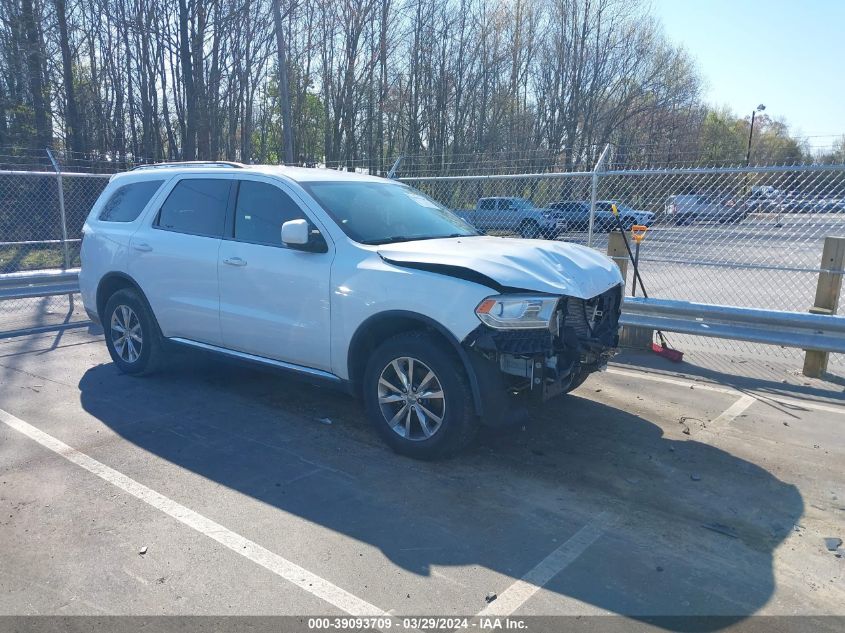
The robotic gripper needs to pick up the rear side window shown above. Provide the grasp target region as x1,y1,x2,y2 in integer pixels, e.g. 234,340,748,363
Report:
156,179,230,237
478,199,496,210
234,180,307,246
98,180,164,222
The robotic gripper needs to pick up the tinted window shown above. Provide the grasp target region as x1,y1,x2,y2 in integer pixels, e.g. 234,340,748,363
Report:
234,180,307,246
98,180,164,222
478,199,496,210
156,179,230,237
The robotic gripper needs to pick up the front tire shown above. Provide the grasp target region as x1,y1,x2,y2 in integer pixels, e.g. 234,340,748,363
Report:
103,288,163,375
565,371,591,393
363,331,478,459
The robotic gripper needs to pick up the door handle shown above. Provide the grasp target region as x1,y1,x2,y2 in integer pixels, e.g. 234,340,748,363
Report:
133,242,152,252
223,257,247,267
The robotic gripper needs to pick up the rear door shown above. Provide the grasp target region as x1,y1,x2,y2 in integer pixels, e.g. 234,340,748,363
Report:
217,176,333,371
129,175,232,345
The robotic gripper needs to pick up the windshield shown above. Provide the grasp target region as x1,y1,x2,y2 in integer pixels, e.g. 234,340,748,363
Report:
301,180,479,245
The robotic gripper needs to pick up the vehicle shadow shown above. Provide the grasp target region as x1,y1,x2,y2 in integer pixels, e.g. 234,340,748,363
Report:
78,350,804,628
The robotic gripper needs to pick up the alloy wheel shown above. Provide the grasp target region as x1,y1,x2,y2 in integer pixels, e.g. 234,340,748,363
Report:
377,356,446,441
110,304,143,363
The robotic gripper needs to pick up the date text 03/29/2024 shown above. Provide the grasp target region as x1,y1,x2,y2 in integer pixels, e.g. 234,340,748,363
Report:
306,617,528,630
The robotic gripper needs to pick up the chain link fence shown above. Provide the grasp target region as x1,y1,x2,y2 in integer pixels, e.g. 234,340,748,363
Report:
402,160,845,373
1,150,843,375
0,165,109,333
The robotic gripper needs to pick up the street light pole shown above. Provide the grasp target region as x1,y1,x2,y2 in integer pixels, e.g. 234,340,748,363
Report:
745,104,766,166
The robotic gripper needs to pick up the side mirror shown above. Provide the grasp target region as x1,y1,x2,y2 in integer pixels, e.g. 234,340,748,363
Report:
281,218,328,253
281,219,309,245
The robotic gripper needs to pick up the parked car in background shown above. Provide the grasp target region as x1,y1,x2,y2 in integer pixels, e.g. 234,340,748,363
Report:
744,187,784,213
781,194,845,214
456,197,568,238
546,201,614,232
546,200,654,232
595,201,655,229
665,194,747,225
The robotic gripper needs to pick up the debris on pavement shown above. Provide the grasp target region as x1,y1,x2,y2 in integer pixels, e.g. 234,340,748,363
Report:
679,416,705,436
138,546,147,555
485,592,497,604
690,473,701,481
824,537,842,551
316,417,333,425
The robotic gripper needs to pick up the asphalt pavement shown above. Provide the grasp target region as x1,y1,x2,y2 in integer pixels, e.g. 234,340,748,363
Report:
1,327,843,631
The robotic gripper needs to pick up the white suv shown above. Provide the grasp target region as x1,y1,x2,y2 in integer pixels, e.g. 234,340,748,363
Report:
80,162,623,459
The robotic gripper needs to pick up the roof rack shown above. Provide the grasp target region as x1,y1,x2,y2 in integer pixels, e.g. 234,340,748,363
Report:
130,161,245,171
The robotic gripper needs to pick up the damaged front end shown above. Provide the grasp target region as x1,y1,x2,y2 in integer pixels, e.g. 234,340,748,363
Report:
463,284,622,426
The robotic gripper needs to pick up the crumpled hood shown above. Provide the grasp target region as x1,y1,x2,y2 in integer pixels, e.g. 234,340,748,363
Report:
377,235,623,299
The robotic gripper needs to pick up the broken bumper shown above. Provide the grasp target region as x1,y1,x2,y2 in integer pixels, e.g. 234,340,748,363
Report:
462,284,622,427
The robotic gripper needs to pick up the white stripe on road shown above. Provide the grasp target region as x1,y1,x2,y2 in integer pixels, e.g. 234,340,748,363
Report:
710,395,757,428
607,367,845,415
476,512,612,617
0,407,385,617
607,368,737,395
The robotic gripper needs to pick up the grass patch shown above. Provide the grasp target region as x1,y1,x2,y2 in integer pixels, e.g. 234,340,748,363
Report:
0,245,81,274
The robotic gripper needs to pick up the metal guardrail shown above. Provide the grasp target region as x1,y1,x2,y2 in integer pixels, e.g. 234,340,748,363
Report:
621,297,845,354
0,269,80,301
2,269,843,355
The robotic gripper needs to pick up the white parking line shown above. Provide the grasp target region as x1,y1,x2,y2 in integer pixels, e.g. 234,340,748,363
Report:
607,367,845,415
709,395,757,428
475,512,612,617
0,407,386,617
607,367,737,395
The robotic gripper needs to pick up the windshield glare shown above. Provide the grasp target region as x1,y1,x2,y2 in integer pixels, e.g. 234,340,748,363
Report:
302,181,478,245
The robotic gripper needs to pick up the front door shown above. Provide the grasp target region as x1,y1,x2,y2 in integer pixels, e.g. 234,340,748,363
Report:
218,177,333,372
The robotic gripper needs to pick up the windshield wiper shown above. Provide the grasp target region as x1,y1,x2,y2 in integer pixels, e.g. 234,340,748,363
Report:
363,233,477,245
409,233,479,242
361,236,416,245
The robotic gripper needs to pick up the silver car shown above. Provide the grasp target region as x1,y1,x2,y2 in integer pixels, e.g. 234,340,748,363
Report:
665,194,747,225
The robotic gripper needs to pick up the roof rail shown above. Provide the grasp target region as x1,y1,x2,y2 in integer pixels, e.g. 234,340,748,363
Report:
130,161,245,171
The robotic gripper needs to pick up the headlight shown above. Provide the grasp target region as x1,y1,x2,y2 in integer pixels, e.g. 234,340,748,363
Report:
475,295,560,329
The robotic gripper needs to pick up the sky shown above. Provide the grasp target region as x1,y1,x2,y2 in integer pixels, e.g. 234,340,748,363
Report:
650,0,844,151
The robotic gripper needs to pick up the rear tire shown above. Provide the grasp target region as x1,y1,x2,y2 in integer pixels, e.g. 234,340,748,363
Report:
103,288,163,376
363,331,478,459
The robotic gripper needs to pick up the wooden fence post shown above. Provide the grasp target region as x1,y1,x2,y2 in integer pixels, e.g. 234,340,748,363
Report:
803,236,845,377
